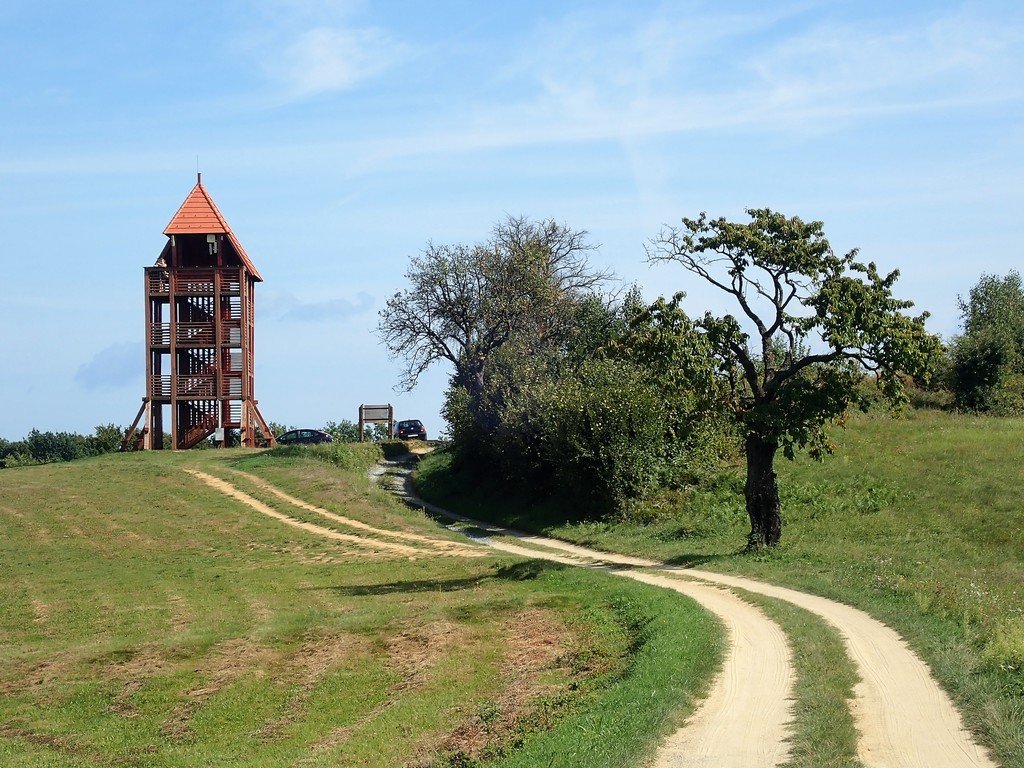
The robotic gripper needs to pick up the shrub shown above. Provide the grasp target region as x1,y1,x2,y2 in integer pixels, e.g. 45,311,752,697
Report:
323,419,361,443
542,360,669,515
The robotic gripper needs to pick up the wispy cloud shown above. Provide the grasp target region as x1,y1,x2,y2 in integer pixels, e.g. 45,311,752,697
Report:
499,4,1024,140
745,9,1024,122
75,342,140,391
263,290,375,321
266,25,409,99
237,0,410,100
3,4,1021,177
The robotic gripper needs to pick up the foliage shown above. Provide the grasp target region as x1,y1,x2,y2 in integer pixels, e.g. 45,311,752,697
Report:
389,218,736,518
948,271,1024,413
648,208,941,546
366,423,392,441
605,293,735,485
378,216,609,401
265,421,296,438
323,419,361,443
0,424,126,468
541,359,672,513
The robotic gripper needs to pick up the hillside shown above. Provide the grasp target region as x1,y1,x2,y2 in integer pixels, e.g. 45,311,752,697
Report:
0,444,719,767
416,410,1024,767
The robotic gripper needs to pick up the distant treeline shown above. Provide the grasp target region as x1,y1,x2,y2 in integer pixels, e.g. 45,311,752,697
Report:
0,425,125,468
0,419,393,469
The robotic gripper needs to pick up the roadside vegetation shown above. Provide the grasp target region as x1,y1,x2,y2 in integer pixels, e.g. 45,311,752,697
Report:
380,208,1023,762
379,210,939,549
0,442,720,767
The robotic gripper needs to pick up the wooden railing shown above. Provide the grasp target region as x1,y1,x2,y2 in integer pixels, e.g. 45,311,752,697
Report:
175,323,214,345
147,270,170,294
176,270,215,294
179,419,216,450
149,375,171,398
223,323,242,346
176,375,215,397
146,267,242,296
222,272,241,294
150,323,171,346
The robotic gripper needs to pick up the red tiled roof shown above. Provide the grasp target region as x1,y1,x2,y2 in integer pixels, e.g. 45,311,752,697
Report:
164,175,263,281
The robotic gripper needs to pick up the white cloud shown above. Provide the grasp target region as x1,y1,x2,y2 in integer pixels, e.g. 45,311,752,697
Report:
268,25,408,99
232,0,409,101
483,4,1024,144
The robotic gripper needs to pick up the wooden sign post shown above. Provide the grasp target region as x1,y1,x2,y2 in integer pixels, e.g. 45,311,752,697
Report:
358,404,394,441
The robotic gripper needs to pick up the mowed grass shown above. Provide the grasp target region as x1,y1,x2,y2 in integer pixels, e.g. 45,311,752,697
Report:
416,410,1024,767
0,444,721,767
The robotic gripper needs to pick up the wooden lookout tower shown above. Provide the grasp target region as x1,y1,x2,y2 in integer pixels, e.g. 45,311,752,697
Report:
123,175,274,450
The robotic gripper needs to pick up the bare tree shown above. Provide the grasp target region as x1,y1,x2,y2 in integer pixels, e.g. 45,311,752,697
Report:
378,216,610,399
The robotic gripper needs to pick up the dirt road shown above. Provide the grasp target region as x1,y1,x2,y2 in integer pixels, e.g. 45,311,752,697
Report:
379,461,997,768
188,461,997,767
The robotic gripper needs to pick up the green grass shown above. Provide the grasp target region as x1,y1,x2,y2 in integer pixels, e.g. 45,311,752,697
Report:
739,592,862,768
0,444,720,767
415,409,1024,767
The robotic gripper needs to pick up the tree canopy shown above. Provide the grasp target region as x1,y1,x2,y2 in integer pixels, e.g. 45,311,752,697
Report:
948,271,1024,413
648,208,941,547
378,216,609,400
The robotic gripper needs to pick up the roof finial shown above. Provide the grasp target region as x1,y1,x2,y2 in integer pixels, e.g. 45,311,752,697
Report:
196,154,201,185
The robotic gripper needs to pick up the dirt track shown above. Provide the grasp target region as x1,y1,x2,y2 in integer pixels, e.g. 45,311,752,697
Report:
188,461,997,767
382,462,997,768
185,469,483,559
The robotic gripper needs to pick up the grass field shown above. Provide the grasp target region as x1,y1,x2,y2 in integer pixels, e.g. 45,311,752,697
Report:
0,442,722,767
416,409,1024,767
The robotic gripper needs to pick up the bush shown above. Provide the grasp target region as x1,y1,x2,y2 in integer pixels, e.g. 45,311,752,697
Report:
948,271,1024,413
949,330,1024,413
265,441,384,470
0,424,127,468
541,360,669,515
323,419,361,443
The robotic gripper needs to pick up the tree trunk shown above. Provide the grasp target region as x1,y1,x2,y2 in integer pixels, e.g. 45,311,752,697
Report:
744,434,782,548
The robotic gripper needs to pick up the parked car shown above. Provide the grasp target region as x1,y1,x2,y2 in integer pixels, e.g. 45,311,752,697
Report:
396,419,427,440
276,429,333,445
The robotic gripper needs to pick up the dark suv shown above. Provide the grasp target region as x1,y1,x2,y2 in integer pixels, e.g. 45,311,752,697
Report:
396,419,427,440
276,429,333,445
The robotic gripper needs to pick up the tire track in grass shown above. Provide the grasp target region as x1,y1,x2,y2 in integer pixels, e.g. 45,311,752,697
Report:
226,468,481,557
186,470,480,560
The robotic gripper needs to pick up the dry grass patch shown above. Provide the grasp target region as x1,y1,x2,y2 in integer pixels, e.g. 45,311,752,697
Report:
433,608,580,765
383,619,467,692
161,638,278,741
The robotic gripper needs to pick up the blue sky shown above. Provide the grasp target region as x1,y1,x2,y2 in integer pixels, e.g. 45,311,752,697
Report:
2,0,1023,440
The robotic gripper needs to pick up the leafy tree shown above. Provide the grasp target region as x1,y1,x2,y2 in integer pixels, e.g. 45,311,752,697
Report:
368,423,392,441
378,216,608,406
648,209,940,547
265,421,296,439
606,293,733,485
90,423,124,454
948,271,1024,412
323,419,361,443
